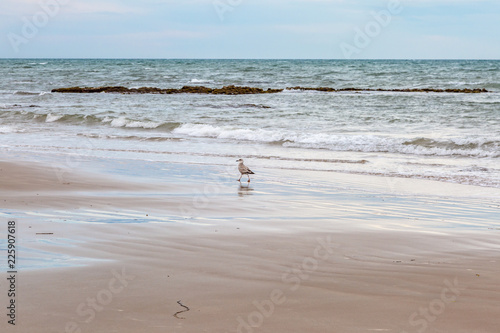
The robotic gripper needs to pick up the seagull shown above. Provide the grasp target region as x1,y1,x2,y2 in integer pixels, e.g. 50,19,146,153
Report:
236,159,255,182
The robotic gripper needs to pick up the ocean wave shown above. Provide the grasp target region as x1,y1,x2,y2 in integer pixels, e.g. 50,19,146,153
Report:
189,79,214,84
3,107,498,159
173,123,499,158
173,124,286,142
403,137,497,151
45,113,63,122
199,103,271,109
289,135,499,158
104,116,180,130
32,113,103,124
3,110,181,131
76,133,182,142
0,125,17,133
483,82,500,90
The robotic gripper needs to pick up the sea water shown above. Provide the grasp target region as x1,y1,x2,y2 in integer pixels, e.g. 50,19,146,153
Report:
0,59,499,187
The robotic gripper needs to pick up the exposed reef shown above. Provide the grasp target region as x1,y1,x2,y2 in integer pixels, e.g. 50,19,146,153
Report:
287,86,488,94
51,85,282,95
51,85,489,95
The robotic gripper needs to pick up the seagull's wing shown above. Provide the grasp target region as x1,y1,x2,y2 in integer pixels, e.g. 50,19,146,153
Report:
239,164,255,174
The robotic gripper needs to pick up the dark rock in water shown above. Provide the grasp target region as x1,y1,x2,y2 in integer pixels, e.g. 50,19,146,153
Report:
8,104,39,108
51,85,489,95
51,85,284,95
239,104,272,109
51,86,130,93
286,86,488,93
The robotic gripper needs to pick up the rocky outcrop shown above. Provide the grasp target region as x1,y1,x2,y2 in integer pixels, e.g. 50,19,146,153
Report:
51,85,284,95
286,87,488,93
52,85,489,95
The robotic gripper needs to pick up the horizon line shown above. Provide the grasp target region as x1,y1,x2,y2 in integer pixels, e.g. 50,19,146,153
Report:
1,57,499,61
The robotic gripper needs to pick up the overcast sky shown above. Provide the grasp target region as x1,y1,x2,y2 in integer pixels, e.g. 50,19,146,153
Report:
1,0,499,59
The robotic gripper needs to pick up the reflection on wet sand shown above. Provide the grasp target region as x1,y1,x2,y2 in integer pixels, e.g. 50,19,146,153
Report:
238,184,254,197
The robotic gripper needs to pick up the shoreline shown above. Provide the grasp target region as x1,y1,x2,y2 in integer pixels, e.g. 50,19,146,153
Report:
1,154,499,332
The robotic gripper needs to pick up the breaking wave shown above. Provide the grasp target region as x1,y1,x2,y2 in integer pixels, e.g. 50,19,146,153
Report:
1,110,182,131
2,108,498,158
173,124,499,158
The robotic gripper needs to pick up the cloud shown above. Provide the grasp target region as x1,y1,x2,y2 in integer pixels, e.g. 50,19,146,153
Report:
0,0,145,16
275,23,350,34
1,0,498,58
68,2,142,15
403,0,490,2
115,29,209,40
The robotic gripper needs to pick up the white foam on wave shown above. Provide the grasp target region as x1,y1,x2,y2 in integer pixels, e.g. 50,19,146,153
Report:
109,117,128,127
0,125,16,133
46,113,63,122
189,79,213,84
173,123,222,137
125,121,161,129
109,116,162,129
173,123,499,158
288,134,499,158
173,123,286,142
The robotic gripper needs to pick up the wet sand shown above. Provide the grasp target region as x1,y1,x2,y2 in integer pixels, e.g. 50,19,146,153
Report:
1,156,499,333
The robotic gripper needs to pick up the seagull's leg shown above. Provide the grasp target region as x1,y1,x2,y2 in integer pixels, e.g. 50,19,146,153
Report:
247,174,251,183
238,174,242,182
